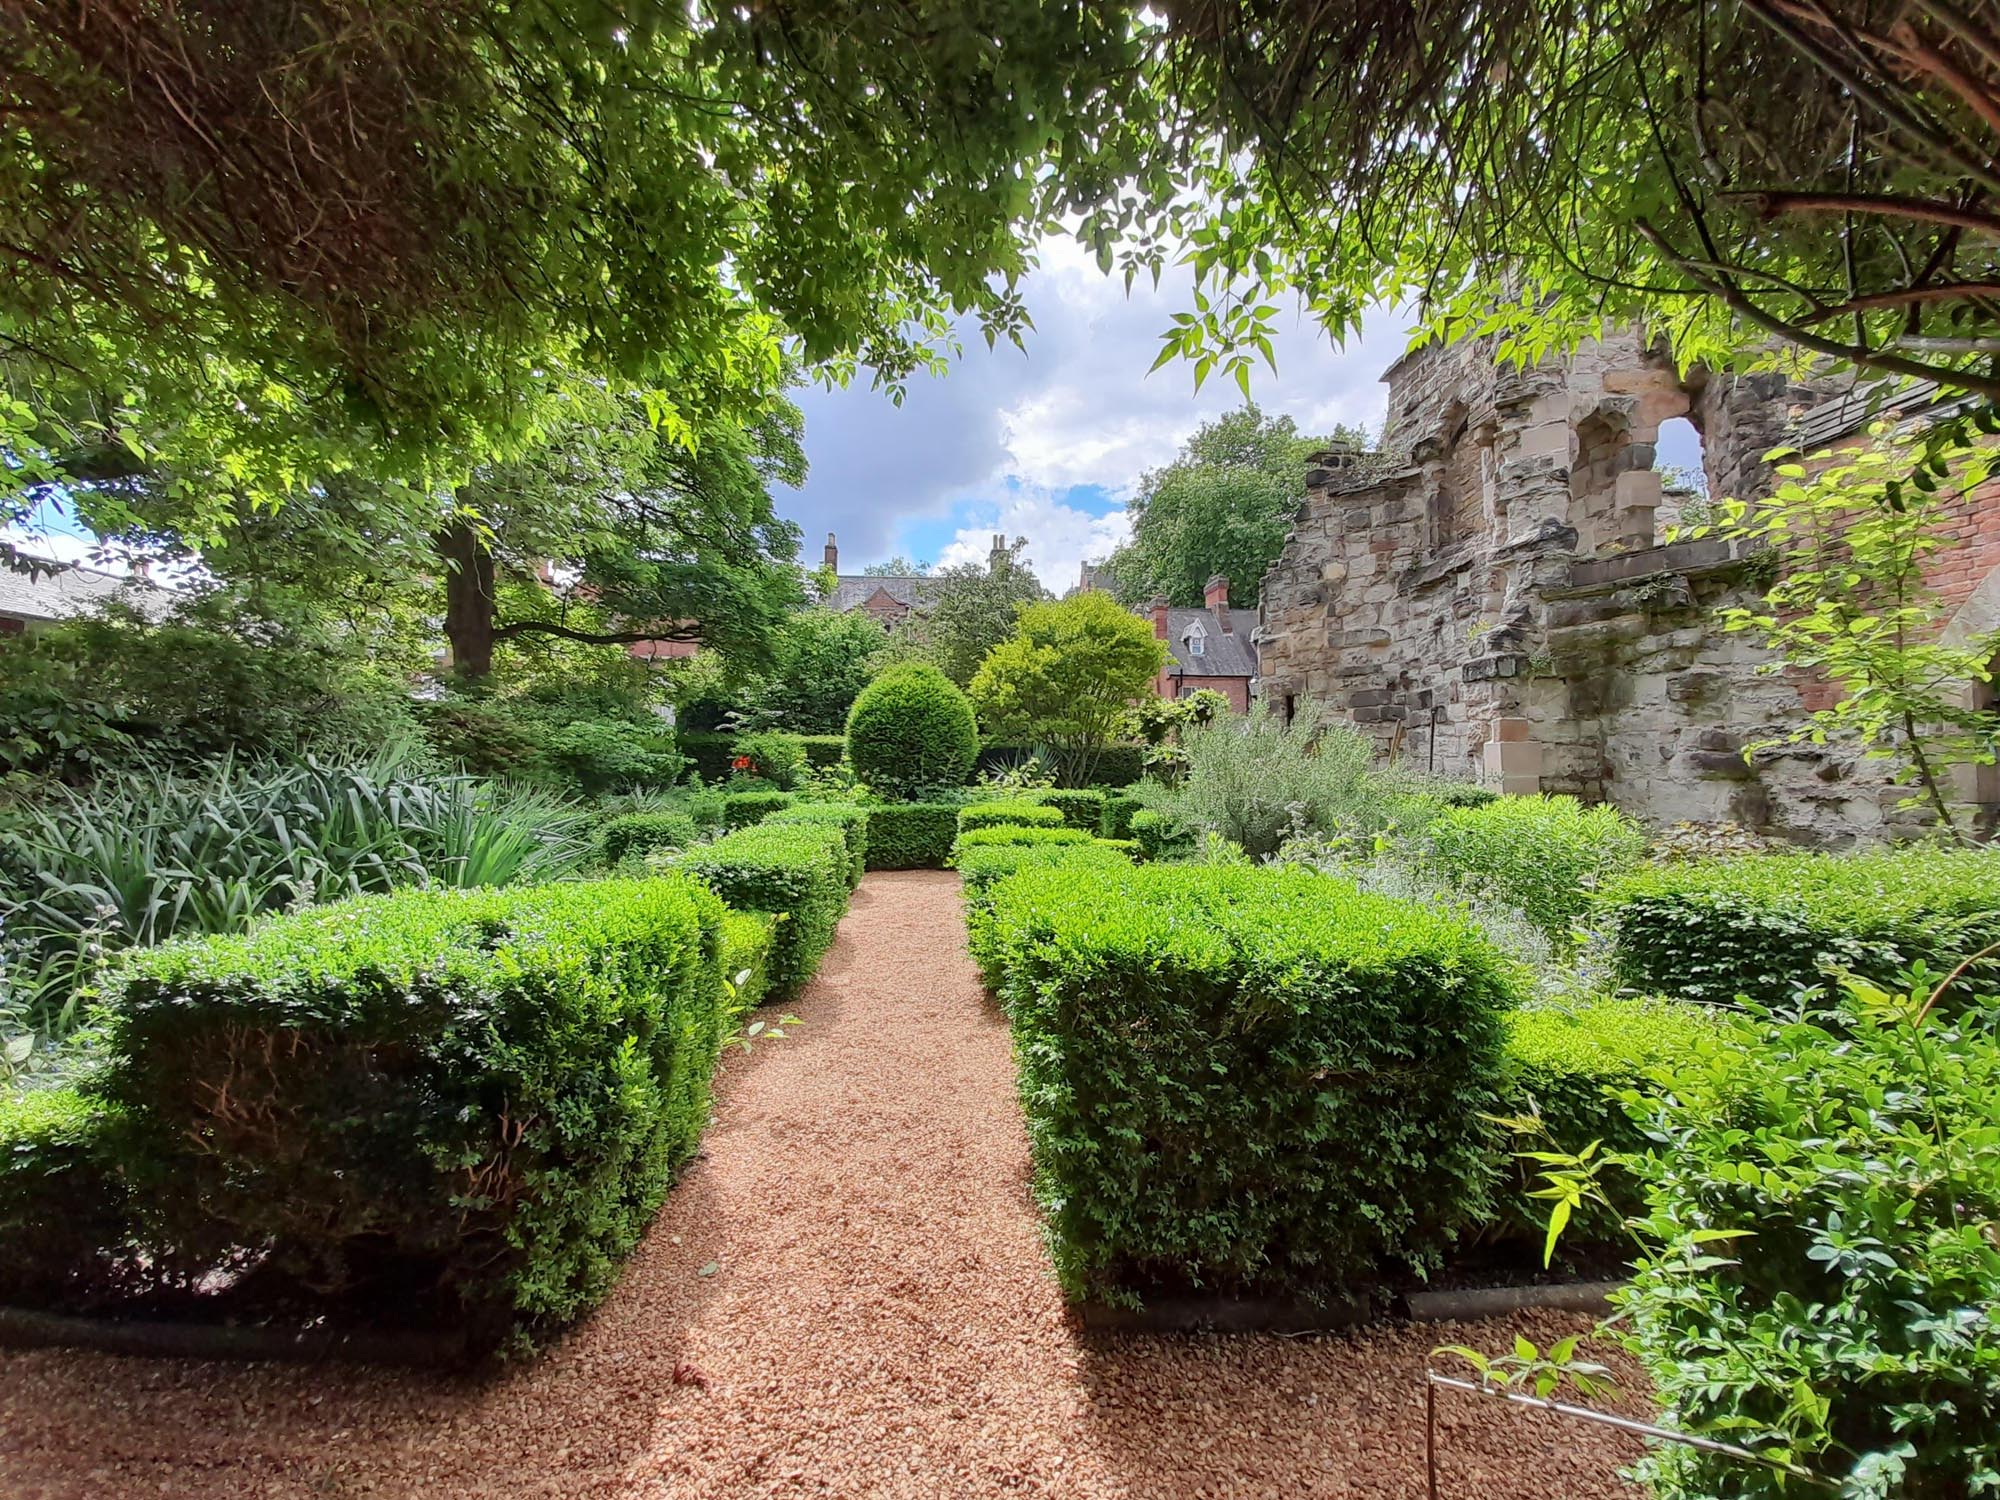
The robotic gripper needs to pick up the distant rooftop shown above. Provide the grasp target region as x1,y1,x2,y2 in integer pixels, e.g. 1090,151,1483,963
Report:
0,558,174,625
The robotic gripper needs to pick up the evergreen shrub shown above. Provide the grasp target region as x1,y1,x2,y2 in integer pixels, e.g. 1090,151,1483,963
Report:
677,822,850,1000
1604,848,2000,1007
767,803,869,887
718,909,777,1011
599,810,700,866
846,663,978,798
95,877,729,1350
0,1087,137,1306
957,801,1065,834
720,790,796,830
1036,789,1107,830
1128,807,1195,861
862,802,961,870
984,862,1515,1305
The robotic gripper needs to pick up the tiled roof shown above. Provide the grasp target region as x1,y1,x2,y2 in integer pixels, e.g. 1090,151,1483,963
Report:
827,574,935,613
1793,377,1967,451
1160,606,1257,677
0,561,173,624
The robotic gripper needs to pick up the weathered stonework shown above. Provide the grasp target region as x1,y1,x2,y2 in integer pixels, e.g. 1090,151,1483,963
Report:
1256,330,2000,844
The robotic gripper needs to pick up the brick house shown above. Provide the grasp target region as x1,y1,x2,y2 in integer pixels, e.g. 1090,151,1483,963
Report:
817,532,949,626
0,559,170,635
1147,575,1256,712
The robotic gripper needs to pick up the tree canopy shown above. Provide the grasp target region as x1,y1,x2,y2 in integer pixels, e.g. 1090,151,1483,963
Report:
1103,405,1345,607
1144,0,2000,402
885,537,1049,685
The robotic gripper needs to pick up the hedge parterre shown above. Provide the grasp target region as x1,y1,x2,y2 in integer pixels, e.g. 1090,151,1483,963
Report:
981,861,1517,1306
677,821,851,1001
91,876,731,1351
1603,847,2000,1008
766,803,870,887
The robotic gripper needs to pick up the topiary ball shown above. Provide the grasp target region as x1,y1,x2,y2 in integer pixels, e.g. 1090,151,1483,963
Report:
846,663,978,799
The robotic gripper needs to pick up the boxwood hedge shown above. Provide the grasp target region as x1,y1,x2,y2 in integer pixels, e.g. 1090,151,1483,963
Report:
720,789,796,830
1036,789,1107,831
767,803,869,887
950,825,1092,866
984,862,1516,1305
1127,807,1194,861
1493,999,1717,1248
846,663,978,798
957,840,1136,989
1603,848,2000,1008
718,909,778,1012
0,1087,140,1307
1413,795,1646,946
598,810,701,867
1099,791,1141,840
862,802,960,870
677,822,850,1001
957,801,1065,834
94,877,730,1350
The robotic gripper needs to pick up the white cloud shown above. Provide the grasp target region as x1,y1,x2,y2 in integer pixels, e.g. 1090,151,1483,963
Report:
932,488,1133,596
783,233,1409,569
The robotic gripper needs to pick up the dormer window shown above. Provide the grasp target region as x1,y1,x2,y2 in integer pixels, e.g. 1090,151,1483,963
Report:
1184,619,1207,658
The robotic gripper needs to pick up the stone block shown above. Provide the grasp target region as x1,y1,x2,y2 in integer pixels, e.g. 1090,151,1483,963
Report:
1483,739,1542,778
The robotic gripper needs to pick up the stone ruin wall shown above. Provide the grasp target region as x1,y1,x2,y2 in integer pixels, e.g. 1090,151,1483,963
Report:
1255,329,2000,845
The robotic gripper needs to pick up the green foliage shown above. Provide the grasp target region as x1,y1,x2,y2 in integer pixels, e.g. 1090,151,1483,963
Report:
957,839,1137,989
727,610,888,734
1413,796,1647,948
1493,1000,1718,1249
599,811,702,868
968,593,1167,787
0,753,593,1043
728,732,808,790
532,718,685,797
1129,701,1376,857
861,802,962,871
1100,791,1142,840
0,1086,137,1306
95,877,729,1350
1614,986,2000,1498
978,742,1146,787
1036,789,1107,831
882,538,1048,686
950,825,1093,867
681,730,843,784
1102,405,1341,608
720,790,796,830
1604,848,2000,1009
0,613,422,778
718,910,777,1013
676,821,850,1002
1127,807,1196,862
983,862,1516,1305
766,803,869,888
846,662,979,799
1710,423,2000,838
956,801,1066,834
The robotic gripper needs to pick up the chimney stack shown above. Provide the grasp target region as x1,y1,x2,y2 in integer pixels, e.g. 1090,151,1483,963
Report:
823,532,838,571
1205,574,1231,633
1149,594,1170,640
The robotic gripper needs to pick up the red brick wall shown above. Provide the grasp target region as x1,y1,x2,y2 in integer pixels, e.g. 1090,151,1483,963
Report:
1153,672,1251,712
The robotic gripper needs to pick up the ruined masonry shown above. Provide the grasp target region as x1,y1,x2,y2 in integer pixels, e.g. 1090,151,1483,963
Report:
1254,330,2000,845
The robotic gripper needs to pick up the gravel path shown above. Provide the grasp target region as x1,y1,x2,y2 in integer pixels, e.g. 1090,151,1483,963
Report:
0,870,1650,1498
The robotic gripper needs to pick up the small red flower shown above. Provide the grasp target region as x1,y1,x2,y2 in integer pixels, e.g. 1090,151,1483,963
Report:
731,754,755,771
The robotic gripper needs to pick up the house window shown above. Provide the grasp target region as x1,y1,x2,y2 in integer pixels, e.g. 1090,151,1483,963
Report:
1184,620,1206,658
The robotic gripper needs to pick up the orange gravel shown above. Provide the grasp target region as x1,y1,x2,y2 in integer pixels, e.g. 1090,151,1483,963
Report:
0,870,1651,1499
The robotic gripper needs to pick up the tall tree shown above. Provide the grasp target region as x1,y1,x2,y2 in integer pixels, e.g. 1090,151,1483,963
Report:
885,537,1048,685
1103,406,1346,608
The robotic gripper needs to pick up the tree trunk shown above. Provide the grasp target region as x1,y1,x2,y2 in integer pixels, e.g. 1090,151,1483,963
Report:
436,520,497,678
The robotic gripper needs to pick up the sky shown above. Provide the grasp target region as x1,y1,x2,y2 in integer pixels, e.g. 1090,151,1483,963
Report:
776,235,1411,594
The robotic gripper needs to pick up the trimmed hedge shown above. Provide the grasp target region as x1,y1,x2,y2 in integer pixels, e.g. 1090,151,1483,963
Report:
1494,999,1718,1248
1603,848,2000,1008
95,877,729,1350
952,825,1093,861
1100,791,1141,840
0,1087,137,1306
1414,795,1646,946
846,663,978,798
863,802,961,870
1036,788,1107,831
984,862,1516,1305
767,803,869,887
957,840,1136,989
1128,807,1195,861
720,790,796,830
718,909,778,1012
957,800,1065,834
599,810,700,867
678,822,850,1002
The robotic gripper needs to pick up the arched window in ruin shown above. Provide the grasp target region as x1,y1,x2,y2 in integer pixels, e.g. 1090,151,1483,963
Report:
1654,416,1710,537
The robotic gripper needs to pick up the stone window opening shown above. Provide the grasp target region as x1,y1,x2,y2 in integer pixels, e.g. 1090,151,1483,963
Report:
1654,415,1711,539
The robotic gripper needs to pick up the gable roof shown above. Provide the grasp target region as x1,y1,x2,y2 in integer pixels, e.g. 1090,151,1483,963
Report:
827,574,934,613
1160,606,1256,677
0,561,173,625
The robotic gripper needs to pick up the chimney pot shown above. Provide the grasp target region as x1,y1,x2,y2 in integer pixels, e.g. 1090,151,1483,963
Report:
1148,594,1170,639
823,532,839,571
